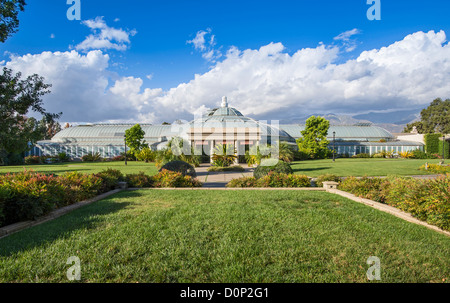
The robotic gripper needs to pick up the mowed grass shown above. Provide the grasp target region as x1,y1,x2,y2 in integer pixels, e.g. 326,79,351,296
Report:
291,158,442,177
0,161,158,176
0,190,448,283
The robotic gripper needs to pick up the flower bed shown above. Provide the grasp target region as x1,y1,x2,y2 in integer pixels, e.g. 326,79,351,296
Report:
339,174,450,231
0,168,202,228
420,163,450,174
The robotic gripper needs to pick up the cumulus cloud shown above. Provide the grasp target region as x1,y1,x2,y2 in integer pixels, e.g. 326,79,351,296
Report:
3,50,161,123
157,30,450,122
3,30,450,125
75,17,136,52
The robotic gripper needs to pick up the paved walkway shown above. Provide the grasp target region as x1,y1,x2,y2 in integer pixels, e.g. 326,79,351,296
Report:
195,164,254,188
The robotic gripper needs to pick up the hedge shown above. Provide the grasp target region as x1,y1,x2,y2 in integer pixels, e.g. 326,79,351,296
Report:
425,133,442,154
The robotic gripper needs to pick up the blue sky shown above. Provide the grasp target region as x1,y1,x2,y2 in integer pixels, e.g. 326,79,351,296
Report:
1,0,450,123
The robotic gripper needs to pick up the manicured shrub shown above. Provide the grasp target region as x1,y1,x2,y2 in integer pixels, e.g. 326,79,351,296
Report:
425,133,441,154
125,172,154,188
315,174,341,187
151,169,202,188
227,172,311,188
253,159,293,179
159,160,197,178
226,177,258,188
207,165,245,172
256,172,311,188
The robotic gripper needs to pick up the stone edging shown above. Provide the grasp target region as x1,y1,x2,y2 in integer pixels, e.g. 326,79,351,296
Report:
326,188,450,237
0,189,123,240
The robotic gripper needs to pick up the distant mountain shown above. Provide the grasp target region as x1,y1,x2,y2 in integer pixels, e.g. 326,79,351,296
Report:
280,111,420,134
353,109,421,125
283,113,372,125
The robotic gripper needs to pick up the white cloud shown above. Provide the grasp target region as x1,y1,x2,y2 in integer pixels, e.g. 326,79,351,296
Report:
187,28,222,62
334,28,361,42
75,17,136,52
333,28,361,53
154,30,450,122
50,33,55,39
3,30,449,125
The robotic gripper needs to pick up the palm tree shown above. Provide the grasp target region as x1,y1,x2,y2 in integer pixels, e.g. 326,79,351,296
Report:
277,142,294,162
212,143,237,167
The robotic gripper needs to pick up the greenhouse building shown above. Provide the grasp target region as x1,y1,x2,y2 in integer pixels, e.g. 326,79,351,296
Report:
32,97,424,160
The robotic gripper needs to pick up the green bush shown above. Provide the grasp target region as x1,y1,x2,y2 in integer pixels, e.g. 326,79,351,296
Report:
226,177,259,188
207,165,245,172
82,152,102,162
95,168,125,192
227,172,310,188
57,152,70,162
159,160,197,178
351,153,371,158
152,169,202,188
125,172,154,188
315,174,341,187
293,149,310,161
253,159,293,179
340,176,388,203
339,174,450,231
136,147,155,163
24,156,42,164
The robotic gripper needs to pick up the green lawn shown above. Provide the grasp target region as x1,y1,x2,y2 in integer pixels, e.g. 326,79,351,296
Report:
291,158,442,177
0,161,158,176
0,190,448,283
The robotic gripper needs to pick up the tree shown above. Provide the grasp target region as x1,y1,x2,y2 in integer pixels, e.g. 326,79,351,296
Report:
403,121,425,134
0,0,26,43
212,143,237,167
296,116,330,159
0,1,60,164
0,67,57,163
125,124,148,157
276,142,294,163
403,98,450,134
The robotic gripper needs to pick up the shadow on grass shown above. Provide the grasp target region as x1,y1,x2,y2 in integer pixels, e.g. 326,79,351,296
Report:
0,190,145,257
0,168,93,176
292,167,331,173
